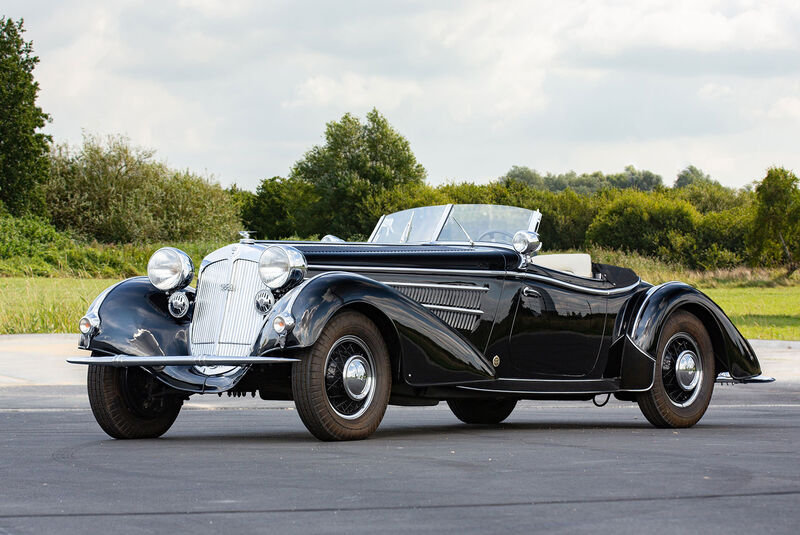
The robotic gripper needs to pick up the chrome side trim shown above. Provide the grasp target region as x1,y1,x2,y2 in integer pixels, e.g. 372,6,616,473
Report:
308,264,641,296
456,385,618,395
516,273,641,296
386,281,490,292
67,355,300,367
308,264,507,276
423,304,484,315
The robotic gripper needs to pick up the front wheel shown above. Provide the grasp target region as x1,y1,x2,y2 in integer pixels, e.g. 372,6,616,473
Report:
637,311,715,428
87,364,183,439
292,311,391,441
447,398,517,424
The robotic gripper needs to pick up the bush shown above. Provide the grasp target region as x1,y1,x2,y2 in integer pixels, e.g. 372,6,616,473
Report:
586,191,700,260
0,214,72,258
669,181,750,213
45,135,240,243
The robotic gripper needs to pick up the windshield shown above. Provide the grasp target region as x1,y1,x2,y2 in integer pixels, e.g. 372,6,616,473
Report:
369,205,448,243
369,204,539,245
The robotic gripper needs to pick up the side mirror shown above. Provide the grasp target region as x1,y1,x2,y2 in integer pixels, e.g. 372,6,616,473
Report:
513,231,542,255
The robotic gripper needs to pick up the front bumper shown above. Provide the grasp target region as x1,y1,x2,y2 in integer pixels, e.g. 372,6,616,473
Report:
67,355,300,367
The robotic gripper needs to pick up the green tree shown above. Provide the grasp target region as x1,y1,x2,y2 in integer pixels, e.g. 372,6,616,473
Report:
607,165,663,191
289,109,426,237
674,165,713,188
0,17,51,215
240,177,310,240
751,167,800,275
503,165,545,189
46,134,240,242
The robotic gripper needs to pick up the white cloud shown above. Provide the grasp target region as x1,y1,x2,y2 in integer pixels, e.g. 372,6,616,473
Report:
769,96,800,120
5,0,800,189
283,73,423,111
697,83,733,100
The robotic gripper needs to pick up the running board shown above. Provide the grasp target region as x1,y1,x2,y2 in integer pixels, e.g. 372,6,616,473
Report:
716,372,775,384
66,355,300,367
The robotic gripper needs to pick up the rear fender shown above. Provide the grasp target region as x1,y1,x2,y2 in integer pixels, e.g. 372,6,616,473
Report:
615,281,761,382
254,272,495,386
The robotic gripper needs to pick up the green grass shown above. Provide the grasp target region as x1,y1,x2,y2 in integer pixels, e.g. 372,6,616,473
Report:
699,287,800,340
1,277,797,340
0,278,120,334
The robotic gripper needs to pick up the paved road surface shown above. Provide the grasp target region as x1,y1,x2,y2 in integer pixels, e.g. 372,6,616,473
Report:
0,335,798,533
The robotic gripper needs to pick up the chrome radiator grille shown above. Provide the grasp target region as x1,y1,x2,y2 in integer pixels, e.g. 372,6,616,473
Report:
387,282,487,331
190,259,266,356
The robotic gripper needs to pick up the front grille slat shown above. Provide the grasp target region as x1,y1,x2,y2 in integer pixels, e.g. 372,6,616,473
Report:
191,258,266,357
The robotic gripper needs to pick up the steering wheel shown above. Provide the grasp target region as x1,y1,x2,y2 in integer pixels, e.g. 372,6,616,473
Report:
477,230,514,243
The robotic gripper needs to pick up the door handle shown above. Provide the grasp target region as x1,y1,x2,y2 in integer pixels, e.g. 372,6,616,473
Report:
522,287,540,298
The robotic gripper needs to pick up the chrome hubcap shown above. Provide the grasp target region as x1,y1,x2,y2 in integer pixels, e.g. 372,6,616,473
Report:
324,336,376,420
342,355,371,401
661,333,704,408
675,351,699,391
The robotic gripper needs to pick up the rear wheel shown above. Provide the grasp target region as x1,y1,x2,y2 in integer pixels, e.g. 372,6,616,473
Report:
447,398,517,424
637,311,715,428
292,311,391,441
87,363,183,439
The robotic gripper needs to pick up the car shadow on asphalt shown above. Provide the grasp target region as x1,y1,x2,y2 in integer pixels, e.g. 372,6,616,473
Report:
124,420,749,444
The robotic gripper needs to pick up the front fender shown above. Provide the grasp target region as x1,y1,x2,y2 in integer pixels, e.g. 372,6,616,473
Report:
79,277,242,393
82,277,193,357
254,272,495,386
621,281,761,380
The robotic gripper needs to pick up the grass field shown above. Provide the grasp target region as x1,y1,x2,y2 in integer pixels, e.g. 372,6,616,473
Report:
701,287,800,340
1,277,797,340
0,278,119,335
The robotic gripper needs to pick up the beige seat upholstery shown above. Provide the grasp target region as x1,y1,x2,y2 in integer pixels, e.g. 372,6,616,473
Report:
530,253,593,278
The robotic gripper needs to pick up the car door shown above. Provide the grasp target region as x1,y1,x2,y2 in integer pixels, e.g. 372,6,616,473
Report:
507,277,607,378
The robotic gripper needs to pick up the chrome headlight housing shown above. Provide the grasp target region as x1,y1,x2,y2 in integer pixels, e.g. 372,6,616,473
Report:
258,246,307,290
147,247,194,292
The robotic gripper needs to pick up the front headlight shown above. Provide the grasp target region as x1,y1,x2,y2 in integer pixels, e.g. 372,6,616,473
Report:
147,247,194,291
258,246,307,289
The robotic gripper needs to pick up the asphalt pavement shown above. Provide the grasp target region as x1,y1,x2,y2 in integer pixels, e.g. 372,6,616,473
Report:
0,335,799,534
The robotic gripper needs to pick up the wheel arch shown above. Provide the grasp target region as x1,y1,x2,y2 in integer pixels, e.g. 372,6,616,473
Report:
627,282,761,380
337,301,403,384
670,302,726,376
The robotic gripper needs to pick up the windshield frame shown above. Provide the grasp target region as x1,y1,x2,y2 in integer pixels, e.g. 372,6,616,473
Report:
368,204,541,247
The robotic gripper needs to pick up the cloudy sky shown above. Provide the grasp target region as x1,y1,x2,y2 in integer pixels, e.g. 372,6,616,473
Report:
7,0,800,189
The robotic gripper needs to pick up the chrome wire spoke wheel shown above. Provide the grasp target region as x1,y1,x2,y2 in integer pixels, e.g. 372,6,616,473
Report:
661,333,703,408
292,311,391,441
323,335,376,420
637,311,714,428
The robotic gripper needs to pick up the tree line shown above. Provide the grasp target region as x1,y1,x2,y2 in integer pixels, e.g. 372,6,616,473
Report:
2,17,798,275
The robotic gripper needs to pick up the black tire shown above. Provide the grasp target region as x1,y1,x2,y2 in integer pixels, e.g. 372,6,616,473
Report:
292,310,391,441
637,310,715,428
87,364,183,439
447,398,517,424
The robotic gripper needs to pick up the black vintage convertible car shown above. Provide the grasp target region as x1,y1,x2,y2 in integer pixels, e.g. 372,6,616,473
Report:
69,204,771,440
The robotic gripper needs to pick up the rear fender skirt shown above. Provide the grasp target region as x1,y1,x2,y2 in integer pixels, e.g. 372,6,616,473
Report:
618,281,761,380
253,272,496,386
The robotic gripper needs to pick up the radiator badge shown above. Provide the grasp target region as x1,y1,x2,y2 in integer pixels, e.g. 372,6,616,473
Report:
254,288,275,315
220,283,235,292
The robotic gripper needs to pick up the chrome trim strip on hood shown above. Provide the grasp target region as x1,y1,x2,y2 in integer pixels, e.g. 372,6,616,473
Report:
307,264,641,296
